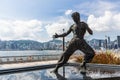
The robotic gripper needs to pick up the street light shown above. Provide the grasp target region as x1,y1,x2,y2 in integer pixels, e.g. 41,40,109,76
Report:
62,29,65,77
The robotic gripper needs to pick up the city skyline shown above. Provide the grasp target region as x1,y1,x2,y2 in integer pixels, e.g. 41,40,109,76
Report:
0,0,120,42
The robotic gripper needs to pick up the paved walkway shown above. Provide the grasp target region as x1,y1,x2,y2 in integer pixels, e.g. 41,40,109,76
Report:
0,60,58,69
0,59,76,70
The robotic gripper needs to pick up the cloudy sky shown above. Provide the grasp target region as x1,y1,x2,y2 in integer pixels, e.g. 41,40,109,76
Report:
0,0,120,42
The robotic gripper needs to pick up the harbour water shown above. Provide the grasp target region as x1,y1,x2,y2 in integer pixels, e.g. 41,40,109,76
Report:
0,50,62,57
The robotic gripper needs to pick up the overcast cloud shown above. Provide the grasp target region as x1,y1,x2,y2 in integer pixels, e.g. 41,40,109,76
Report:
0,0,119,42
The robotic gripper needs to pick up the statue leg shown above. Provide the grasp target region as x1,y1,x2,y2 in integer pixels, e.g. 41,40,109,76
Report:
57,52,64,63
79,40,95,69
53,40,77,73
54,51,72,72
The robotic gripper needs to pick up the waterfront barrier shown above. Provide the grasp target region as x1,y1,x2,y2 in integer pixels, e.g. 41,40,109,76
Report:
0,54,60,64
0,62,120,74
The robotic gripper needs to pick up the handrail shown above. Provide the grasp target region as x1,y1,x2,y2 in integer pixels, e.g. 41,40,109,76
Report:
0,63,120,75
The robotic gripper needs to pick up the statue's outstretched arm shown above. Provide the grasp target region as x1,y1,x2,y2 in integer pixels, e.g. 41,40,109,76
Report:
53,25,72,38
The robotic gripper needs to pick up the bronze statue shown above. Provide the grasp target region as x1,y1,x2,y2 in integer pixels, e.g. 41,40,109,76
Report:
52,12,95,73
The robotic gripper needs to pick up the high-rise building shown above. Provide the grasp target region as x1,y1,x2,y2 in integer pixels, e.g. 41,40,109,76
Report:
117,36,120,48
99,40,101,47
108,36,110,44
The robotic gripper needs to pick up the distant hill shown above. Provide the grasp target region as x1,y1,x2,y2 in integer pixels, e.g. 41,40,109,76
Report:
0,39,63,50
43,39,63,50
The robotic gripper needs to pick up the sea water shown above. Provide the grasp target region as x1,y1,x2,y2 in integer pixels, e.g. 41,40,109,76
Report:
0,50,62,57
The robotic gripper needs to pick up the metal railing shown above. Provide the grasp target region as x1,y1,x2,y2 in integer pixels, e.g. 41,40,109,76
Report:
0,63,120,75
0,54,60,64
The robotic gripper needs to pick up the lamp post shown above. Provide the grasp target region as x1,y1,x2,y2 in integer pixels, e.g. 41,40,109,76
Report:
62,29,65,77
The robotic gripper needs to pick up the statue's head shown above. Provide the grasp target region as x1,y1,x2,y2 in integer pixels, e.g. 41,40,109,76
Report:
71,12,80,23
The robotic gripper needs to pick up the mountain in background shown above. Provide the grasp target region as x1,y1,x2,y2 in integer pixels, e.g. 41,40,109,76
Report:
0,37,119,50
0,39,63,50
